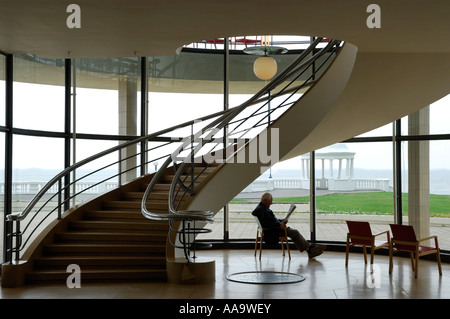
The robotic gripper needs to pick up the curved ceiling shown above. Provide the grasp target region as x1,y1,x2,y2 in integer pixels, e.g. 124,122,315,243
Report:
0,0,449,147
0,0,448,58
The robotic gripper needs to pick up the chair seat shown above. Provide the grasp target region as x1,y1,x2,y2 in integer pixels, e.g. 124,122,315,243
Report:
394,244,437,253
374,240,389,247
351,239,389,247
419,245,438,253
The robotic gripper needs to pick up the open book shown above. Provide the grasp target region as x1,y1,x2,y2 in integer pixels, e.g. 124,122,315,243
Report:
280,203,296,224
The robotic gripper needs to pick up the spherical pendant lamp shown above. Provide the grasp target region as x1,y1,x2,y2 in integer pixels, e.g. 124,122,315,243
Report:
253,56,277,81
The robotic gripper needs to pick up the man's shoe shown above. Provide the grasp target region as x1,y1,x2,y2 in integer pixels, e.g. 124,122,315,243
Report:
308,244,326,259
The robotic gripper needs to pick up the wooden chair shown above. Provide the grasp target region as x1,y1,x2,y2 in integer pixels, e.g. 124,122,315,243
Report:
389,224,442,278
254,217,291,260
345,220,390,267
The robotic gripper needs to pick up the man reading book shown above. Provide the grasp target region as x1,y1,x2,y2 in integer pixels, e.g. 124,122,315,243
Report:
251,192,326,259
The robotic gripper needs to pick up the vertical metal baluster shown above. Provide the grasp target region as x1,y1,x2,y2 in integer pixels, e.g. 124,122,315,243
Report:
190,124,195,196
58,179,62,220
15,221,20,262
118,151,122,186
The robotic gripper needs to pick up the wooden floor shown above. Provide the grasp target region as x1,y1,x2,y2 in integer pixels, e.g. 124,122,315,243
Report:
0,249,447,317
0,249,448,301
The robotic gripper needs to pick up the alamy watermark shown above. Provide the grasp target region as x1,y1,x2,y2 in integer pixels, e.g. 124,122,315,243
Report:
366,4,381,29
66,264,81,288
366,264,381,289
66,4,381,30
66,4,81,29
171,125,280,174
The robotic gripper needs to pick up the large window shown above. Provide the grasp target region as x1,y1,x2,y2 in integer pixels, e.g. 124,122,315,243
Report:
2,48,450,259
75,58,142,135
147,52,223,134
13,56,65,132
313,142,394,242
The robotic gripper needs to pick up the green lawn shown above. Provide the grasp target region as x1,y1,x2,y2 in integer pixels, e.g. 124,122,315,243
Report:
269,192,450,217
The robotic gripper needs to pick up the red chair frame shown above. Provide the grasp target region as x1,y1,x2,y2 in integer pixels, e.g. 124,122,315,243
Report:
345,220,390,267
389,224,442,278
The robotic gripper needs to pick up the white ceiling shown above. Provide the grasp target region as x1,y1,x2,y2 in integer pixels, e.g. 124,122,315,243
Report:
1,0,449,151
0,0,449,58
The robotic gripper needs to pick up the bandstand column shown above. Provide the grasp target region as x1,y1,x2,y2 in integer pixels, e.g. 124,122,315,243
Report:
329,159,333,178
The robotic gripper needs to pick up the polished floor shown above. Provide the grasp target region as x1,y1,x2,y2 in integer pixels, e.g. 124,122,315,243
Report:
0,249,448,301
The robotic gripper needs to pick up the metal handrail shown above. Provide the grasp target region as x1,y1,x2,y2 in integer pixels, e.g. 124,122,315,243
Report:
4,38,342,263
141,38,342,261
4,106,237,262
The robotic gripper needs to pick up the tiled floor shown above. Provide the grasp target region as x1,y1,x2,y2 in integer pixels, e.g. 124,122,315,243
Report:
0,249,448,300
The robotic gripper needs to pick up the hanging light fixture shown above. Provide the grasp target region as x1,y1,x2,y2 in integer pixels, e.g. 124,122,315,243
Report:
243,35,288,81
253,55,277,80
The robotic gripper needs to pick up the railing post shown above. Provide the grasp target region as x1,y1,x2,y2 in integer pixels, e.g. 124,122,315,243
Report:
118,151,122,187
58,179,62,220
190,124,195,196
5,220,13,263
14,221,21,262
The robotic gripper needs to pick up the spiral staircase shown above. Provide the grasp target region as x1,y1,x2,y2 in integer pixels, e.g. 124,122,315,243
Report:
1,38,358,287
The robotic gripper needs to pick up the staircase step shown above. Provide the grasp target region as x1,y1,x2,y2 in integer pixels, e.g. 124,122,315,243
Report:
152,183,171,191
55,231,167,243
83,210,148,221
33,255,166,269
68,220,169,232
102,200,172,211
124,191,185,202
26,268,167,283
162,174,206,183
102,200,142,210
43,243,165,256
22,163,218,284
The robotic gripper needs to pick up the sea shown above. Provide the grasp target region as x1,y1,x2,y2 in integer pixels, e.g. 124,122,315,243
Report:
2,167,450,195
259,168,450,195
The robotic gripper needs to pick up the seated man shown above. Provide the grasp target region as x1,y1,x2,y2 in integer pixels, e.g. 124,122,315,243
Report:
251,192,326,259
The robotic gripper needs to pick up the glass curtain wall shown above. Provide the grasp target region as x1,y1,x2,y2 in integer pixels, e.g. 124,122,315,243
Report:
313,141,394,243
74,57,140,197
11,55,66,213
147,51,225,239
12,56,65,132
147,52,224,134
2,46,450,255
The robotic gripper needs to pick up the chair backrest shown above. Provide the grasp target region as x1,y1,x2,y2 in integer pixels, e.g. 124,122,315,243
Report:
346,220,373,245
253,216,263,230
389,224,418,252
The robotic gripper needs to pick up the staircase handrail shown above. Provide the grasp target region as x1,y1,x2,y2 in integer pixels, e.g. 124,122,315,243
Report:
4,101,237,262
141,37,331,221
4,38,342,263
141,38,343,261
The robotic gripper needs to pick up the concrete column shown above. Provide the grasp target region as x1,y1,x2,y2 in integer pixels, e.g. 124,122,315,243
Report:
119,77,138,184
408,106,430,242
